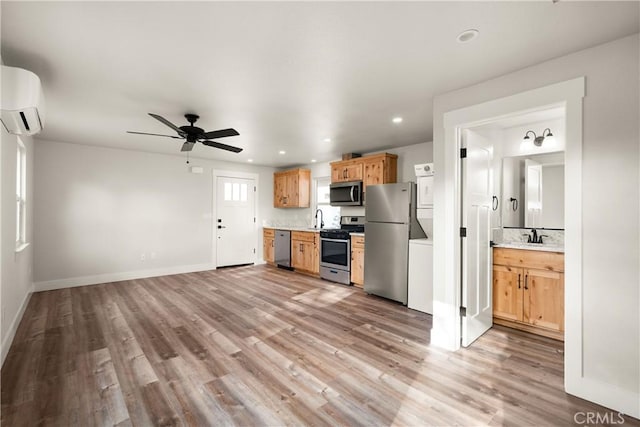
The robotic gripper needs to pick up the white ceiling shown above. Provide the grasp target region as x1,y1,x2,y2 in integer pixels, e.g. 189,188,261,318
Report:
2,2,638,167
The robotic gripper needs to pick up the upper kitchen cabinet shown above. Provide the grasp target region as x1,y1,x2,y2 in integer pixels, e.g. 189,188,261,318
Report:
330,153,397,189
363,153,397,188
331,159,364,183
274,168,311,208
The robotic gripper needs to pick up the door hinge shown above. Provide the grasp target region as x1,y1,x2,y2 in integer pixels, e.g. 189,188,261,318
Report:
460,227,467,237
254,186,256,192
253,248,256,254
460,306,467,317
254,217,256,223
460,148,467,158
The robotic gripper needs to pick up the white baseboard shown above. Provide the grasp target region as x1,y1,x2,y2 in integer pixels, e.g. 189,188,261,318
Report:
1,286,33,367
33,263,217,292
567,376,640,419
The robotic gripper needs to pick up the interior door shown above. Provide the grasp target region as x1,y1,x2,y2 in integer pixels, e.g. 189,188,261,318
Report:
216,176,256,267
461,129,493,347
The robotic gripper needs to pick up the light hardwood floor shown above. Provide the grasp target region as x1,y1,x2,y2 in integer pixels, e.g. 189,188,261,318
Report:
1,265,637,426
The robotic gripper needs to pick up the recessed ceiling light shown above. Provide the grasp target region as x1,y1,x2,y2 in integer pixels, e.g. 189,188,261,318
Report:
323,138,331,143
279,150,286,155
457,29,479,43
247,159,253,163
392,117,403,124
311,159,317,163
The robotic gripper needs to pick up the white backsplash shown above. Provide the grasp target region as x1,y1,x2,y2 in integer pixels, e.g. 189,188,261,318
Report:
499,227,564,246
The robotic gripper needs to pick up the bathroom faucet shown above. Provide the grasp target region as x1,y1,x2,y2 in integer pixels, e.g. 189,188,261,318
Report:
314,208,324,229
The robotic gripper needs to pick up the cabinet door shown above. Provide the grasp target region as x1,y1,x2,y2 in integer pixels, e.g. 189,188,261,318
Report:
351,246,365,286
331,165,346,183
291,240,303,269
274,174,286,207
524,269,564,332
263,237,274,263
492,265,523,322
344,162,363,181
364,158,385,187
286,173,299,206
302,241,315,272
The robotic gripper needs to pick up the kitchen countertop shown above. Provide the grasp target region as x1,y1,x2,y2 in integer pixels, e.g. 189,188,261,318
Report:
350,232,365,237
493,242,564,253
263,226,320,233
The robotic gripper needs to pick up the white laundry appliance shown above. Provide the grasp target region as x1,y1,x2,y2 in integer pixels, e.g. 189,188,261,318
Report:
408,163,434,314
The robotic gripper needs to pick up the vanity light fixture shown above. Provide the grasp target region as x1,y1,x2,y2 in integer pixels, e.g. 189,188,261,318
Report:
524,128,553,147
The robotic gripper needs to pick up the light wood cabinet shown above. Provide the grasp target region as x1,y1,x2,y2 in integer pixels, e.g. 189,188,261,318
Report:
350,235,365,287
263,228,275,264
493,247,564,340
331,160,363,183
291,231,319,275
363,153,398,188
330,153,397,188
274,169,311,208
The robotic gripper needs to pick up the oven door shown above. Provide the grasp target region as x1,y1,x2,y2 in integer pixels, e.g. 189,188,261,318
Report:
320,237,351,271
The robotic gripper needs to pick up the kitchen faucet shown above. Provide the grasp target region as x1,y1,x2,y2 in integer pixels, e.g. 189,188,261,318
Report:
314,208,325,229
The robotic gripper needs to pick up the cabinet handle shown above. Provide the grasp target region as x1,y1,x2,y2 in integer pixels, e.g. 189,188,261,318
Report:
517,273,521,289
271,240,274,247
524,274,529,290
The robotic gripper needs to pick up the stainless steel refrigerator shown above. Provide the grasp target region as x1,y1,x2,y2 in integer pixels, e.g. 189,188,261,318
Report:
364,182,425,304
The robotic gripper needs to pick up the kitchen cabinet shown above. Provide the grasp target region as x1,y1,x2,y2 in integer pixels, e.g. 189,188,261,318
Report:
291,231,319,275
350,235,365,287
330,153,397,189
263,228,275,264
363,153,398,188
492,247,564,340
274,168,311,208
331,160,363,183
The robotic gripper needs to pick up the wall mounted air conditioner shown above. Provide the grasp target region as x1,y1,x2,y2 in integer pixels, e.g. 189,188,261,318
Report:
1,65,46,136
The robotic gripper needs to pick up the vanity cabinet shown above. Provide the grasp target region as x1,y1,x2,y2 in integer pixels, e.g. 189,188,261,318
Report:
263,228,275,264
350,235,365,287
492,247,564,340
291,231,319,275
330,153,397,188
274,168,311,208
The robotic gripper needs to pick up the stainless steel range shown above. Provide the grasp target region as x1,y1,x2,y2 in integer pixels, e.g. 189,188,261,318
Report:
319,216,365,285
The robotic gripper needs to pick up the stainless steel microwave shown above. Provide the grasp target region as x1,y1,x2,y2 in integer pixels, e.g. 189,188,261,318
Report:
329,181,363,206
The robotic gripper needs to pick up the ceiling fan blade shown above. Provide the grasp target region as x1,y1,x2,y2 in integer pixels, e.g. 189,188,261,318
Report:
201,128,240,140
149,113,186,136
127,131,183,139
201,140,243,153
181,142,195,152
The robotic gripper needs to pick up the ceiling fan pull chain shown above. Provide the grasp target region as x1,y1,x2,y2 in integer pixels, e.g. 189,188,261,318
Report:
186,151,190,164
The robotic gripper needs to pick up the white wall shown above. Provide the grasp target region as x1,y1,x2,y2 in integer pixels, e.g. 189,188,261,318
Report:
1,130,34,365
33,139,288,289
433,34,639,416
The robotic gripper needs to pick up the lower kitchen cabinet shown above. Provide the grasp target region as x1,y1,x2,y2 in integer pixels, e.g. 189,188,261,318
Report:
351,235,365,287
291,231,319,275
263,228,275,264
492,247,564,340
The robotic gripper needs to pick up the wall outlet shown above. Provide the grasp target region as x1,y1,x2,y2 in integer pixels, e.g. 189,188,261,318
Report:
140,253,146,262
150,252,156,260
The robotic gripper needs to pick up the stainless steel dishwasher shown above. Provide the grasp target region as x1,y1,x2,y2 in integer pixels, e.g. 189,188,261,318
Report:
274,230,291,268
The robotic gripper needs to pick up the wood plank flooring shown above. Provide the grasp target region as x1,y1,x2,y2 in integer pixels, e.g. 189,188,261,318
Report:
2,264,638,426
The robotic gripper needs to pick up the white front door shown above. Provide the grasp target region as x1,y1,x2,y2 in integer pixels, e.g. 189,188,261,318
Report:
461,129,493,347
216,176,255,267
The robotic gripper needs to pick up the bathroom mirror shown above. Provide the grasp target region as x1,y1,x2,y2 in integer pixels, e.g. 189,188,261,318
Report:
501,151,564,229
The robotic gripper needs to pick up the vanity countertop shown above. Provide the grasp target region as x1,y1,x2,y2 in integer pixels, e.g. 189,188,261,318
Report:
493,242,564,253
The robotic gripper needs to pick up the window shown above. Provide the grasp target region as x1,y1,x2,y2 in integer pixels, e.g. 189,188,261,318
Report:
16,138,27,249
314,177,340,229
224,181,248,202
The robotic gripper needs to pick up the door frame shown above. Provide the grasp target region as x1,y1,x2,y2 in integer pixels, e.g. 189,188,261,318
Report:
212,169,259,268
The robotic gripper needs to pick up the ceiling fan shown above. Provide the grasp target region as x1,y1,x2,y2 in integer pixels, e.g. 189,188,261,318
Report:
127,113,242,153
